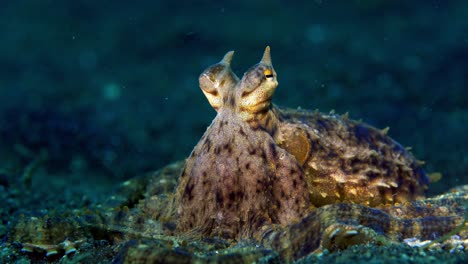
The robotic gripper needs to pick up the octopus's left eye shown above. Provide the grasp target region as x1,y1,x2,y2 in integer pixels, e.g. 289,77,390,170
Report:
264,69,274,79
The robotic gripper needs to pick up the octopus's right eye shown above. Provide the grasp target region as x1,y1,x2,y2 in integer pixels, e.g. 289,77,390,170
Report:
199,73,217,92
207,65,225,78
199,51,239,111
199,65,225,91
208,73,216,82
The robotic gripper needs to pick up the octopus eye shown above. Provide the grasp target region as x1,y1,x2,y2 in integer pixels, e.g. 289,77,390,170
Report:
264,69,273,79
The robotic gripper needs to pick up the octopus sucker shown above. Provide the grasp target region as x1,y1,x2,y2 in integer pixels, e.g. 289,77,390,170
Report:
5,47,467,263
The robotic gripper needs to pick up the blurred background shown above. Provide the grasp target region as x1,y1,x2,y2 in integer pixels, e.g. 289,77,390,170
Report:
0,0,466,216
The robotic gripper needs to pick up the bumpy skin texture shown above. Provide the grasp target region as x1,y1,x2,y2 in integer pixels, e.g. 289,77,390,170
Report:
276,108,428,207
176,47,428,239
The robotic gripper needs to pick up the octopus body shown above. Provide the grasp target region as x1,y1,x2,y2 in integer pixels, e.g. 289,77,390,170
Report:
176,47,428,240
4,48,467,263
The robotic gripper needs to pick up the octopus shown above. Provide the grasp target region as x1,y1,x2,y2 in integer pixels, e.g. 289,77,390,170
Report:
3,47,467,263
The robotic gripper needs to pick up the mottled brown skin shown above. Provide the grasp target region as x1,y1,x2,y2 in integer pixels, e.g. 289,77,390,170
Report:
264,187,467,260
276,108,428,207
175,47,429,240
176,50,311,239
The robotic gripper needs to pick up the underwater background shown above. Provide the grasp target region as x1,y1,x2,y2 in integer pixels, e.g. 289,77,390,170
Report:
0,1,467,263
